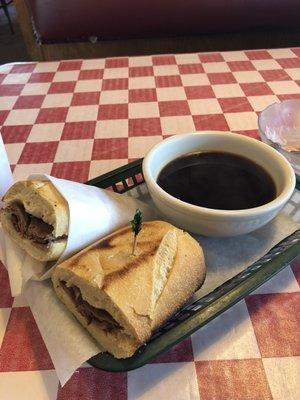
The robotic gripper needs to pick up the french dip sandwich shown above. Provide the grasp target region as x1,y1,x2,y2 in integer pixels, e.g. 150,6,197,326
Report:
52,220,206,358
0,181,68,261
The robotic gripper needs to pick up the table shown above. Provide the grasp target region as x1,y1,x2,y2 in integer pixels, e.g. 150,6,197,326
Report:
0,48,299,400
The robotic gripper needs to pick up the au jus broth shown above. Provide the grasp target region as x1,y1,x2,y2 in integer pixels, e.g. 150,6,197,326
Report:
156,152,276,210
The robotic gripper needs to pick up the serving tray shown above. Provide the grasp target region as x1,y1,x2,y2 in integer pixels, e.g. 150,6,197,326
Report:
85,158,300,372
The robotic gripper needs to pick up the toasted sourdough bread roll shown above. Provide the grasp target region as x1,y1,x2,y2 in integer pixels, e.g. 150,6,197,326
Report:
0,181,68,261
52,220,206,358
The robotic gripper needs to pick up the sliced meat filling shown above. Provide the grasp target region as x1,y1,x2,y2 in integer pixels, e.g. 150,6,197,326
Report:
7,202,66,247
60,281,122,332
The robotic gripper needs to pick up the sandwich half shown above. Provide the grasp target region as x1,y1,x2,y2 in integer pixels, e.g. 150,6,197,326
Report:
52,220,206,358
0,181,68,261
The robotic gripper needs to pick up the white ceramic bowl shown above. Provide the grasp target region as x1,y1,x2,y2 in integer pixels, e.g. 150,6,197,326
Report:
142,132,296,236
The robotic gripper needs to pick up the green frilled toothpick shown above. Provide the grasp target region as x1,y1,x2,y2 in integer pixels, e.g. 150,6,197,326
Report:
131,209,142,255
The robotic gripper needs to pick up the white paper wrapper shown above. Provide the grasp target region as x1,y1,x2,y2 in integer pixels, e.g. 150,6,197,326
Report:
0,134,13,200
24,280,102,386
0,132,13,270
0,135,156,383
4,174,155,296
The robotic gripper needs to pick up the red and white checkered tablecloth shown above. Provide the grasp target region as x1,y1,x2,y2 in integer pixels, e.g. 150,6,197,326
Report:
0,48,299,400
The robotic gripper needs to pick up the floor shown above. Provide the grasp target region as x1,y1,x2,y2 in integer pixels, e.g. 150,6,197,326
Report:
0,1,28,65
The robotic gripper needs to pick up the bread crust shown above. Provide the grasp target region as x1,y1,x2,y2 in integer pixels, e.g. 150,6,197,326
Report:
52,221,206,358
0,180,68,261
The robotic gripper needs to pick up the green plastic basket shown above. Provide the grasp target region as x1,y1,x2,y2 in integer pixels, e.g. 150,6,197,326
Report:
85,158,300,372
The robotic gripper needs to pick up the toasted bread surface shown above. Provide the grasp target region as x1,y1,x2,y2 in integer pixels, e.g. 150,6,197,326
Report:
52,221,206,358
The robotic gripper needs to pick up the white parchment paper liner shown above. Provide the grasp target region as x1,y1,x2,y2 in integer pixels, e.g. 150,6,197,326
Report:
0,134,13,201
24,280,102,385
0,134,156,384
20,195,300,386
0,174,156,385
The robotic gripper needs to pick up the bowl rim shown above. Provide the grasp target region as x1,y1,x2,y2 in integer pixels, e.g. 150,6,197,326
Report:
142,131,296,218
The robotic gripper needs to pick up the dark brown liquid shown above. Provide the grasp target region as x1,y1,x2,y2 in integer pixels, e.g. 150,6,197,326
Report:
157,152,276,210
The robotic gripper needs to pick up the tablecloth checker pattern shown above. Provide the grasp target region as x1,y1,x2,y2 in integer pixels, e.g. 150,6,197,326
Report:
0,48,300,184
0,48,299,399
